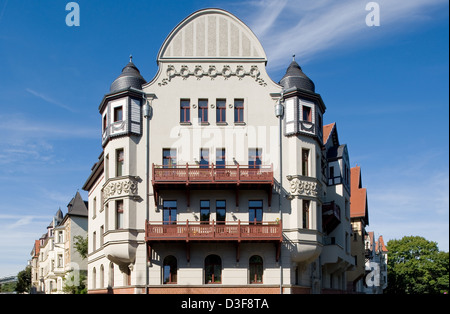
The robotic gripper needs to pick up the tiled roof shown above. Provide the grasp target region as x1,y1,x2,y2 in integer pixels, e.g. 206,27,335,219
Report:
350,166,369,224
323,123,335,145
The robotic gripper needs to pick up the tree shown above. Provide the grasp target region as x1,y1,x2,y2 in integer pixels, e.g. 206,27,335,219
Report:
73,235,88,259
386,236,449,294
15,266,31,294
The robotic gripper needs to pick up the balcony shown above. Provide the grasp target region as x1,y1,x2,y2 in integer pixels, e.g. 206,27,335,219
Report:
145,220,282,262
152,164,274,207
322,201,341,234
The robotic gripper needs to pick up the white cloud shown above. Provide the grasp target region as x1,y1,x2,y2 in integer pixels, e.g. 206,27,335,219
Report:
245,0,447,69
26,88,76,113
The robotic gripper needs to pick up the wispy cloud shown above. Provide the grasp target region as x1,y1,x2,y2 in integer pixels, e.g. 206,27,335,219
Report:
246,0,447,69
26,88,76,113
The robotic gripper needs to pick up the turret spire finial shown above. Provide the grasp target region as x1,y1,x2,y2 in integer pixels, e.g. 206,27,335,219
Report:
129,54,133,62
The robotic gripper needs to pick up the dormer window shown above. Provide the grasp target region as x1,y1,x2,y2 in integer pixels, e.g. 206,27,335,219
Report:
114,106,123,122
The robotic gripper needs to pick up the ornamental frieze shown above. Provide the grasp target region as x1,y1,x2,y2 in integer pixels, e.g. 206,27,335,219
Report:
286,175,321,198
103,177,139,202
158,64,267,87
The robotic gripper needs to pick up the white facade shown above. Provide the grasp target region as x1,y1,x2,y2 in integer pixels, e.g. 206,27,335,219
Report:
84,8,356,294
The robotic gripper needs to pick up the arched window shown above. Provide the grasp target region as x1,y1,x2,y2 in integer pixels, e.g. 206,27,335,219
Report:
205,254,222,284
249,255,263,284
100,264,104,288
109,262,114,288
92,267,97,289
163,255,177,284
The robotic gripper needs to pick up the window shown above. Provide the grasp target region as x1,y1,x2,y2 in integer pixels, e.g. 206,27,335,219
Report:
109,263,114,288
216,99,226,123
58,231,63,243
249,255,263,284
163,256,178,284
200,200,210,223
116,200,124,229
234,99,244,123
216,148,226,168
163,201,177,225
198,99,208,123
216,200,226,223
163,149,177,168
199,148,209,168
180,99,190,123
57,254,63,268
302,149,309,176
116,149,124,177
93,231,96,251
249,148,262,169
302,106,311,122
100,265,104,288
100,225,104,247
303,200,310,229
114,106,123,122
249,200,263,224
103,115,107,133
205,255,221,284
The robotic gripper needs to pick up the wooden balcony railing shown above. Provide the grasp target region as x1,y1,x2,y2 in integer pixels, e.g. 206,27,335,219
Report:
145,220,282,242
152,164,274,184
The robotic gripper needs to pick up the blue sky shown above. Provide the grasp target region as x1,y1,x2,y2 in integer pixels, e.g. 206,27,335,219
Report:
0,0,448,278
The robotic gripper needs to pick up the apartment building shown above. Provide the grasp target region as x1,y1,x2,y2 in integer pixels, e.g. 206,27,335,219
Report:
30,192,88,294
83,8,358,294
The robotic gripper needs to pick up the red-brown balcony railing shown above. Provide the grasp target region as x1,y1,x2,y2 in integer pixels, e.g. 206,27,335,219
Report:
145,220,282,242
152,163,274,184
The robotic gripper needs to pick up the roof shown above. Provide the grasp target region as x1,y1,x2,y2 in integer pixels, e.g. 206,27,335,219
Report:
66,191,88,217
350,166,369,225
323,123,335,146
110,57,147,93
376,235,388,252
280,59,315,93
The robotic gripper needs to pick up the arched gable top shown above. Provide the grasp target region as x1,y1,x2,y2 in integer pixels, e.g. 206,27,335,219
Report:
158,8,267,63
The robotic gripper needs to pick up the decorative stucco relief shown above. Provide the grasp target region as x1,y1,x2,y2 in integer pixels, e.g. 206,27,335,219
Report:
287,175,321,198
158,64,267,87
103,177,139,202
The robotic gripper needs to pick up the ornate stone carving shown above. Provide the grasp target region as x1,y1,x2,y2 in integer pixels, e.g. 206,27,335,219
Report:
103,177,138,202
158,64,267,86
287,175,321,198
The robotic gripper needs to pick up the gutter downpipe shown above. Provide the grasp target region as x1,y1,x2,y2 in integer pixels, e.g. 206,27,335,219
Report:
143,93,152,294
275,94,284,294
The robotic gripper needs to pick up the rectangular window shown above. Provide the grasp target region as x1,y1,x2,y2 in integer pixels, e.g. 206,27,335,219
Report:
200,200,210,223
114,106,123,122
180,99,190,123
116,200,124,229
100,225,104,246
216,200,226,223
249,148,262,169
303,200,310,229
302,106,311,122
199,148,209,168
216,148,225,168
103,115,107,132
234,99,244,123
116,149,124,177
302,149,309,176
249,200,263,224
216,99,226,123
163,149,177,168
163,201,177,225
198,99,208,123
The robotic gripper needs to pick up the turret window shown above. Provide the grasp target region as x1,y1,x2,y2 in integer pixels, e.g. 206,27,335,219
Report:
302,105,312,122
114,106,123,122
116,149,124,177
302,149,309,176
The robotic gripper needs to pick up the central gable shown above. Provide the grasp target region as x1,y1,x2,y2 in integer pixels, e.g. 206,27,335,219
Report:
158,8,267,62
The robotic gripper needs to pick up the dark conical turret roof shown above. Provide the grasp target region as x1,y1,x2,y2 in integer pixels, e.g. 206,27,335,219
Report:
280,57,315,93
110,56,146,93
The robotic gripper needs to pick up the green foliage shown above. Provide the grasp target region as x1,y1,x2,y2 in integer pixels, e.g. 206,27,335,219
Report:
73,235,88,260
62,270,87,294
15,266,31,294
386,236,449,294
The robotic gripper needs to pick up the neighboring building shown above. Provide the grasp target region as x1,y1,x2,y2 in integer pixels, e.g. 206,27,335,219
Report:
364,232,388,294
83,8,359,294
347,165,370,293
321,123,354,293
30,192,88,294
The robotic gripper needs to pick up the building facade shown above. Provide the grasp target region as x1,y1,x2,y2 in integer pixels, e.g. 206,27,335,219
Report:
83,8,361,294
30,192,88,294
